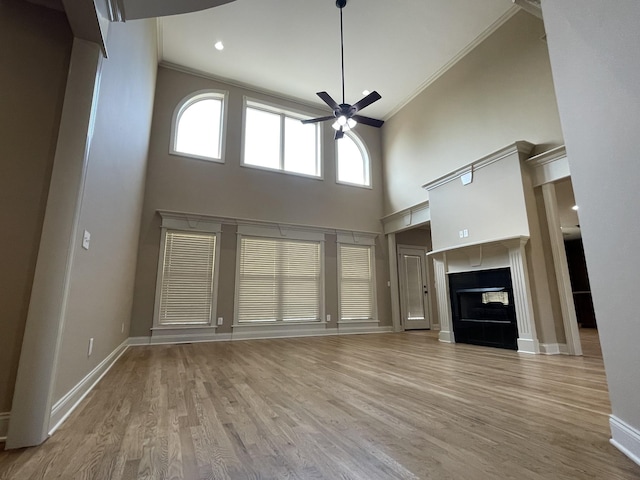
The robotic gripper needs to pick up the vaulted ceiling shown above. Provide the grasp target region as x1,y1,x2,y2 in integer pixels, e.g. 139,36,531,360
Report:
158,0,519,120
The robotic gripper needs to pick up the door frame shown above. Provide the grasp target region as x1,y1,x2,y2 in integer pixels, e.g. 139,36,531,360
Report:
397,245,431,330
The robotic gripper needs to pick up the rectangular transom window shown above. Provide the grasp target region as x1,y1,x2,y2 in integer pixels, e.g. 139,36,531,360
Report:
339,244,376,321
243,99,321,177
158,231,217,326
236,236,322,323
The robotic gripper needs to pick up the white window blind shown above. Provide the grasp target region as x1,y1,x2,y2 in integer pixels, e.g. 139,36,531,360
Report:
237,237,322,323
159,231,217,325
339,244,375,321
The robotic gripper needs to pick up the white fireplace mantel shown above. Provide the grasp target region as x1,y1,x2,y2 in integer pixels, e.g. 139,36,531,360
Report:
429,235,540,354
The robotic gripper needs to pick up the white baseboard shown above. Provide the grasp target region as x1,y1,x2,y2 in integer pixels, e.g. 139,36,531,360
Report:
337,321,390,335
49,339,128,435
539,343,569,355
517,337,540,354
129,324,394,345
0,412,9,441
610,415,640,467
439,330,454,343
143,332,232,345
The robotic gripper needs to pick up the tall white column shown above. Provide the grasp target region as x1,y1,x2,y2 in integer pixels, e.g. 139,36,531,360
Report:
542,182,582,355
432,254,454,343
508,239,540,353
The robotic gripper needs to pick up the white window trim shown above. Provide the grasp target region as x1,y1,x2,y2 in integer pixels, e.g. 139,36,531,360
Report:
335,131,373,189
170,89,228,164
152,213,222,332
337,232,378,324
233,224,326,327
240,96,323,180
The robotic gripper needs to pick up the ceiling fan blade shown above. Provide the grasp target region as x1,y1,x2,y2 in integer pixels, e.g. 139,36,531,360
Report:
334,128,344,140
352,91,381,113
353,114,384,128
317,91,340,110
301,116,335,124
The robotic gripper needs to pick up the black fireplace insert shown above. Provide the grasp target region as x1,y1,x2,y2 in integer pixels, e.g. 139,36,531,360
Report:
448,268,518,350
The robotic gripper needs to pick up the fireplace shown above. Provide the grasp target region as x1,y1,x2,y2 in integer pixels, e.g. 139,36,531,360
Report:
448,268,518,350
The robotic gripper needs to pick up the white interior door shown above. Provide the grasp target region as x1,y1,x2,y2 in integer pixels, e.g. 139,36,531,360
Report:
398,247,431,330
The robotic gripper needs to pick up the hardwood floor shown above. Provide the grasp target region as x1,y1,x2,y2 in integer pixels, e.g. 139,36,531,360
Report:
1,329,638,479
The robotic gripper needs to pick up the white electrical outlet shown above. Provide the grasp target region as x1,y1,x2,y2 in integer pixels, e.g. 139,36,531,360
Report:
326,314,331,322
88,338,94,356
82,230,91,250
121,323,125,333
459,230,464,238
217,317,223,326
463,229,469,238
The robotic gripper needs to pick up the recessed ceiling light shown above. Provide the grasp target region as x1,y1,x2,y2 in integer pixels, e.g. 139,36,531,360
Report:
572,205,579,211
362,89,370,96
214,41,224,51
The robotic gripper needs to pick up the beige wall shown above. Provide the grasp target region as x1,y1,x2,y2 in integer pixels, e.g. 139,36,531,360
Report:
382,11,563,214
130,67,388,337
51,19,158,402
543,0,640,443
428,152,530,252
0,0,72,414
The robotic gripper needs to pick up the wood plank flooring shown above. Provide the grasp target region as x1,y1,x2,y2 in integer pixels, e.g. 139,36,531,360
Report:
1,329,639,479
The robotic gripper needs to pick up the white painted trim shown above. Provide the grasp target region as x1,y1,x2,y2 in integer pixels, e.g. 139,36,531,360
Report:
129,325,394,345
526,145,570,187
610,415,640,467
156,210,382,237
422,141,534,191
438,330,455,343
0,412,9,441
541,183,582,355
385,4,521,120
381,201,430,234
169,89,228,164
388,233,403,333
159,211,222,233
517,338,539,354
337,325,392,335
231,322,328,340
237,224,326,242
336,232,377,246
140,333,233,345
49,340,128,435
539,343,569,355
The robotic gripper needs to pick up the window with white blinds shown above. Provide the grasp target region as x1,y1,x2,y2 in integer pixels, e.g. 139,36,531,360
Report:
236,236,322,323
158,231,217,325
339,244,376,321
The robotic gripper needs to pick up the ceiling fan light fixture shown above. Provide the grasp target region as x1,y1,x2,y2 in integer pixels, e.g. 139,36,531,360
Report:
302,0,384,137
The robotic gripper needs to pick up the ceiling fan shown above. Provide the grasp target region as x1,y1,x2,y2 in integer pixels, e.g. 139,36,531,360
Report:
302,0,384,140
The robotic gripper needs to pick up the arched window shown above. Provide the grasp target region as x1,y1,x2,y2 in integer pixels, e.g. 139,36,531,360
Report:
336,133,370,187
171,90,227,162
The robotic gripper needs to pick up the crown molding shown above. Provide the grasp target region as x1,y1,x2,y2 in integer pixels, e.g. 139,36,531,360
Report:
421,141,534,192
512,0,543,19
385,5,520,120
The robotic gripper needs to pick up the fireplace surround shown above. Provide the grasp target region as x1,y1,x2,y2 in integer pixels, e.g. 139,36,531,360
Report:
449,268,518,350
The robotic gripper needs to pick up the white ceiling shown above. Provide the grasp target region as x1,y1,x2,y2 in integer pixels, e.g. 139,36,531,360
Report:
159,0,519,120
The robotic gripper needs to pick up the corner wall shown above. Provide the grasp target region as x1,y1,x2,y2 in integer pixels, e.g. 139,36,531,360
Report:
542,0,640,463
382,11,563,214
0,0,72,423
7,17,158,448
